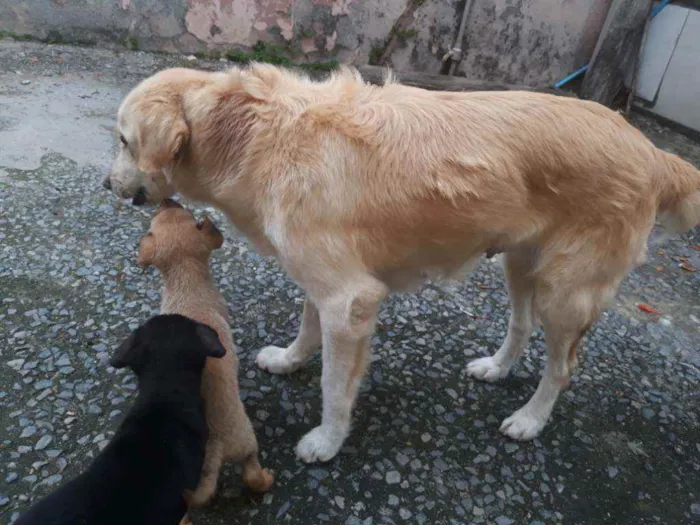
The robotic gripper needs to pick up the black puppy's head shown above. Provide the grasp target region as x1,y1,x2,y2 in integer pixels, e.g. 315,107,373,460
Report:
109,314,226,377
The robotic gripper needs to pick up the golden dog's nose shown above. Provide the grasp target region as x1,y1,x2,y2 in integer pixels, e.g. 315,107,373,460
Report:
102,177,112,190
158,198,183,211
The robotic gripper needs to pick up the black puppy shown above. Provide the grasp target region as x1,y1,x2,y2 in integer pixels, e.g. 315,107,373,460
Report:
15,314,226,525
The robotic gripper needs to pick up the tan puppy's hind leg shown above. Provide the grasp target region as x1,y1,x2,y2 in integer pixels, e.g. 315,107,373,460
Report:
188,439,224,507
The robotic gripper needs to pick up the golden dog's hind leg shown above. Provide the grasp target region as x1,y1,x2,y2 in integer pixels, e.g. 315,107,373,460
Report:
499,276,615,441
467,248,537,382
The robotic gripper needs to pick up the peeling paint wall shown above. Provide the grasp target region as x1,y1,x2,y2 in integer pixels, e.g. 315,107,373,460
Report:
0,0,612,86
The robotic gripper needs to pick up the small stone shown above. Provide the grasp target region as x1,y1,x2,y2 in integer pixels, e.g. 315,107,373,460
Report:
0,495,9,506
420,433,431,443
309,469,329,481
276,501,291,518
690,503,700,516
334,496,345,510
21,80,31,85
607,466,619,479
388,495,400,506
496,517,514,525
20,426,37,438
473,506,484,516
433,458,449,471
399,508,412,519
7,359,25,371
386,471,401,484
35,435,53,450
5,473,18,483
40,474,63,486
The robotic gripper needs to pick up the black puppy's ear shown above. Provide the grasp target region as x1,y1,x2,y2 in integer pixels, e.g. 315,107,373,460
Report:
109,330,141,369
195,324,227,359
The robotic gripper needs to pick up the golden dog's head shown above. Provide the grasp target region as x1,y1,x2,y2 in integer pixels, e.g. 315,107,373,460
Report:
104,69,207,206
138,198,224,269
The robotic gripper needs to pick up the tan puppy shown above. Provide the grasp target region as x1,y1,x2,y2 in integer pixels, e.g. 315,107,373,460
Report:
107,64,700,463
138,199,273,503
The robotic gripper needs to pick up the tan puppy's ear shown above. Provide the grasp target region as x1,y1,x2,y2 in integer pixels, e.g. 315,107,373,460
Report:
137,233,156,267
196,216,224,250
136,101,189,174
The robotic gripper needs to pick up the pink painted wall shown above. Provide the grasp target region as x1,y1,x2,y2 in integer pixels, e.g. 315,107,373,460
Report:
0,0,612,86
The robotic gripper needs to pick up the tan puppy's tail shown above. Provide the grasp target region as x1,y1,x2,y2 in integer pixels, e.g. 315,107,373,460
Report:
654,150,700,236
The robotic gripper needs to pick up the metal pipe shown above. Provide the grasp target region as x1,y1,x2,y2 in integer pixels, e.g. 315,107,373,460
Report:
445,0,476,76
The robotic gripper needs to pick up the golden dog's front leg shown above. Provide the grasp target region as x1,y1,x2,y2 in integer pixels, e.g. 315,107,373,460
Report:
256,296,321,374
295,279,387,463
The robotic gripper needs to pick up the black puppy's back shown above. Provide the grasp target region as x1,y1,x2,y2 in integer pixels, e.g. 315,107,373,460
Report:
15,314,226,525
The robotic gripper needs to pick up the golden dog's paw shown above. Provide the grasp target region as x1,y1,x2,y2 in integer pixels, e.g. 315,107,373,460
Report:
255,345,306,375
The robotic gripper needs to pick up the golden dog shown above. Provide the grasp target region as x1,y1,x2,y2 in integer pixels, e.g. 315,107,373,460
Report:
106,64,700,463
138,199,273,501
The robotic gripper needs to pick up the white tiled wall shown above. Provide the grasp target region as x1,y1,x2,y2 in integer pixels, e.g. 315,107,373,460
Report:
636,5,700,132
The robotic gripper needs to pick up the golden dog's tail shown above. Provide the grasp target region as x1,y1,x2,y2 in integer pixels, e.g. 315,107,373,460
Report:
655,150,700,235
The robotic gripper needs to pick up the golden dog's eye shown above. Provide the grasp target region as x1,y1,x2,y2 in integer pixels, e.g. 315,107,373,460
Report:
120,134,128,146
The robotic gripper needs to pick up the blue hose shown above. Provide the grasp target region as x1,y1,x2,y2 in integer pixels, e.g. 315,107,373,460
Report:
553,0,672,89
554,65,589,89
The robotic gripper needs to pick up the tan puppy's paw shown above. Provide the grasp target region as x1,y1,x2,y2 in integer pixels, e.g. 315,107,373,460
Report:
256,345,306,375
244,468,275,493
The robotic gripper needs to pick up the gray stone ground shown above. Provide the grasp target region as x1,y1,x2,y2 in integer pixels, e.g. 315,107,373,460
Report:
0,40,698,525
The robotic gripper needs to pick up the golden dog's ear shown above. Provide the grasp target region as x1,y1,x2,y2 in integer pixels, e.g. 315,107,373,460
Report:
196,216,224,250
136,101,189,174
137,233,156,267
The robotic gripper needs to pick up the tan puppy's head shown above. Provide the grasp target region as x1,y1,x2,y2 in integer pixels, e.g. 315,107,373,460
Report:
104,69,208,206
138,198,224,269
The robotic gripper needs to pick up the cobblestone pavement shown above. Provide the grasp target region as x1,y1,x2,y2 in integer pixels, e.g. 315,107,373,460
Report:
0,41,698,525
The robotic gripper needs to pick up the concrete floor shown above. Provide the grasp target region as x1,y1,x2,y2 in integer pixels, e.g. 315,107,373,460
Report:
0,41,698,525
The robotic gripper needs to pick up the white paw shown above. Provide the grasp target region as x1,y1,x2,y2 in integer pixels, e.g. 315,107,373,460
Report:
500,409,546,441
295,425,346,463
466,356,510,383
255,345,305,375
